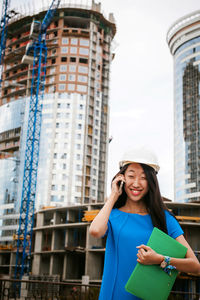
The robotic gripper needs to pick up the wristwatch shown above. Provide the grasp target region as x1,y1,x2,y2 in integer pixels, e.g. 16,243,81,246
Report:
160,256,171,269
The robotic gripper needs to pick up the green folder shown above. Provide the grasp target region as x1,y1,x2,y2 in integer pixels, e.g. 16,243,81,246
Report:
125,227,187,300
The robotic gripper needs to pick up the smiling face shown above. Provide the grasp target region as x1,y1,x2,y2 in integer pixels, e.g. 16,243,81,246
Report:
124,163,149,203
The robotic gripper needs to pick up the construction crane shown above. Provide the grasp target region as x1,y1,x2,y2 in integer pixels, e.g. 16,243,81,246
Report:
14,0,61,281
0,0,10,86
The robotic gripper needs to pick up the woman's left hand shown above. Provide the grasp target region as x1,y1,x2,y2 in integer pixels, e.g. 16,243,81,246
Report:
136,245,163,265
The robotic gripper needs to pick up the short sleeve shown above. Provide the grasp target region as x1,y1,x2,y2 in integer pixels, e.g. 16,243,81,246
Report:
102,219,111,238
165,210,184,239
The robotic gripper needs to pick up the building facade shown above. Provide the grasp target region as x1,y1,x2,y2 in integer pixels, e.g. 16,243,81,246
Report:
0,1,116,243
167,11,200,203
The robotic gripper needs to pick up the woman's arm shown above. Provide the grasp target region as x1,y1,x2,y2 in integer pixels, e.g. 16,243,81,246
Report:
89,175,125,238
170,235,200,274
137,235,200,275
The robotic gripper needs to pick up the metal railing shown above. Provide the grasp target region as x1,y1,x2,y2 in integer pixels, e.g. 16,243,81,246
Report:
0,278,199,300
0,278,100,300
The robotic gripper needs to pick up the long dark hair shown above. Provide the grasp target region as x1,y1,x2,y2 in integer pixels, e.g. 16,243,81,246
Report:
113,163,169,233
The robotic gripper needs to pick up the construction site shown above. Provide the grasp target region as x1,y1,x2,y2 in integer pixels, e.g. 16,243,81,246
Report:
0,201,200,297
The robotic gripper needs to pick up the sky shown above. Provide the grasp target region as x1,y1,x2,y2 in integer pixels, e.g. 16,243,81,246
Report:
4,0,200,200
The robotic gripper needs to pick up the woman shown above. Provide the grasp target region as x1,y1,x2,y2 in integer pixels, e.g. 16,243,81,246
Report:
89,147,200,300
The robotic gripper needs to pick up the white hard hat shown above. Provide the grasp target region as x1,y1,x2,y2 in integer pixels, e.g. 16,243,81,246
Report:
119,147,160,173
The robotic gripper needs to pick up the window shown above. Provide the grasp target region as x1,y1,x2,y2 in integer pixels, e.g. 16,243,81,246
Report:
68,74,76,81
68,84,75,91
79,104,84,110
78,75,87,83
62,38,69,44
61,57,67,62
49,76,55,83
62,174,67,180
76,186,82,192
79,58,88,64
93,168,96,175
63,163,67,170
69,65,76,72
54,153,57,159
77,134,81,139
78,114,83,120
71,38,78,45
65,112,70,118
51,58,56,64
70,57,76,62
66,103,70,108
60,65,67,72
80,39,89,46
76,144,81,150
70,47,77,54
65,122,69,128
50,67,56,74
56,123,59,128
64,143,68,148
78,66,88,73
51,195,57,202
77,85,87,92
64,133,69,139
51,185,56,191
61,47,68,54
58,84,66,91
79,48,89,55
95,129,98,135
59,74,66,81
61,185,65,191
76,165,81,171
76,154,81,160
76,175,82,181
62,153,67,159
77,124,82,129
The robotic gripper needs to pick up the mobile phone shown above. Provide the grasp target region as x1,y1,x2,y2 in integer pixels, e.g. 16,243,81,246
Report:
119,180,124,193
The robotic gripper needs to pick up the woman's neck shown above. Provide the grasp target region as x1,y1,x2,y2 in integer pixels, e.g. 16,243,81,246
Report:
121,200,147,214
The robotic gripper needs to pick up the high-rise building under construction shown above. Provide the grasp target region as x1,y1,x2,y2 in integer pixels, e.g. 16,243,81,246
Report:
167,11,200,203
0,1,116,243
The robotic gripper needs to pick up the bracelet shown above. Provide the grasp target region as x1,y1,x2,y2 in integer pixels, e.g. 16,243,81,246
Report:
160,256,176,276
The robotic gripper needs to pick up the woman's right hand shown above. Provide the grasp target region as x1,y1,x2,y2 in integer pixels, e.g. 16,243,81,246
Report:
111,175,125,198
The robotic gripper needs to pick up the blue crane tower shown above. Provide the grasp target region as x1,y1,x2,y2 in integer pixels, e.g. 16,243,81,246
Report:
14,0,61,281
0,0,10,86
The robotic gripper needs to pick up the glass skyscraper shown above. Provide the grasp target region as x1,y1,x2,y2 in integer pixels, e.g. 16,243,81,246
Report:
167,11,200,202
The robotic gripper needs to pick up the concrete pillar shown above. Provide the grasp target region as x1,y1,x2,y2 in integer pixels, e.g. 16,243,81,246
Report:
51,229,55,250
34,231,43,252
49,254,53,275
82,275,89,293
36,212,44,227
32,254,41,275
63,254,67,280
20,275,29,300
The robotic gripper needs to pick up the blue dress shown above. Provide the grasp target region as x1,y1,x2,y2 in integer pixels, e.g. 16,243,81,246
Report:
98,209,184,300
